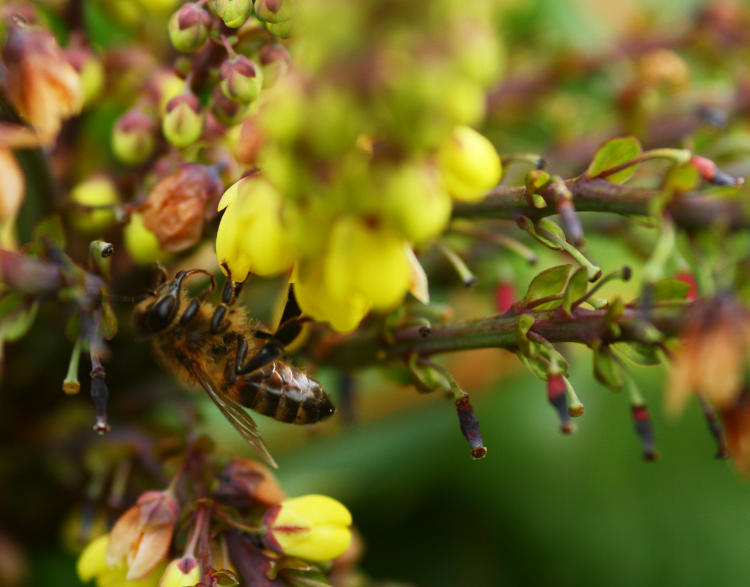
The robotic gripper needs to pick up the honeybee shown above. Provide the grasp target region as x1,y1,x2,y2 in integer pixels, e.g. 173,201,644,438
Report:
132,268,335,468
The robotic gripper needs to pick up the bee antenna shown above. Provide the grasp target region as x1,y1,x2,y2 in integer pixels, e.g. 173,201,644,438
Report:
104,294,143,305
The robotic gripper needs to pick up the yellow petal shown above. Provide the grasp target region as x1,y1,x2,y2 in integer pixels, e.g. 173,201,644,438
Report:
437,125,502,202
77,534,110,582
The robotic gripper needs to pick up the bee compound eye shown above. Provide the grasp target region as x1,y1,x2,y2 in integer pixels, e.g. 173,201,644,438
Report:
147,295,178,331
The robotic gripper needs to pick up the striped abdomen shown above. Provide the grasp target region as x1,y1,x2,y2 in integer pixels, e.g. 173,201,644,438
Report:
231,361,335,424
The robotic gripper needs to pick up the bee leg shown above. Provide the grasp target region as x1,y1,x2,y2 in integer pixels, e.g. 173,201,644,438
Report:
235,336,284,375
272,284,308,346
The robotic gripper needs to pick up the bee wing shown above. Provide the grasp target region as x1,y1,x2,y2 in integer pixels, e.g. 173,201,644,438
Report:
186,361,278,469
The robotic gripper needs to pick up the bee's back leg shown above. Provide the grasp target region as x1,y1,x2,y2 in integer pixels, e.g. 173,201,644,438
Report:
235,285,307,374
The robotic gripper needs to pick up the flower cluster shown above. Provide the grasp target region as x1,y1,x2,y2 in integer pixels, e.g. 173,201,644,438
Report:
76,456,354,587
214,0,505,331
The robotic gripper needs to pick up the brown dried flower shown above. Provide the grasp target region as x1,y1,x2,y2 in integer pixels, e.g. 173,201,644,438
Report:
105,490,179,581
2,23,82,143
141,164,222,253
667,296,750,415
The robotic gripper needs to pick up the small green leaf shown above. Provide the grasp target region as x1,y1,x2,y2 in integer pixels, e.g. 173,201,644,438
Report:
561,267,589,314
516,313,536,357
518,351,548,380
522,265,573,307
614,342,661,366
592,341,623,390
537,218,567,242
517,217,564,251
586,137,642,184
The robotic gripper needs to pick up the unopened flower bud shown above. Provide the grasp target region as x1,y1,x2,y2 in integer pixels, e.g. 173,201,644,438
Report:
219,56,263,104
159,557,200,587
210,0,253,28
70,176,119,233
112,109,157,165
437,126,502,202
262,495,352,562
215,458,286,505
210,86,249,126
254,0,295,23
162,92,203,148
258,43,290,88
124,212,167,265
168,3,211,53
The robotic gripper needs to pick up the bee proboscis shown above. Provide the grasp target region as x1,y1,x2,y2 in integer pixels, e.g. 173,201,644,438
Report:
132,269,335,468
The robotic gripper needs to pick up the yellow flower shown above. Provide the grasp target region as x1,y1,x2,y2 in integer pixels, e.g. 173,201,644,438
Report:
216,176,296,280
77,534,166,587
436,125,502,202
262,495,352,562
324,215,411,311
158,557,200,587
292,256,371,333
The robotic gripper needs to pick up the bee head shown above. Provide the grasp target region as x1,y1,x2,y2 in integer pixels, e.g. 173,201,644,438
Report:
131,270,189,336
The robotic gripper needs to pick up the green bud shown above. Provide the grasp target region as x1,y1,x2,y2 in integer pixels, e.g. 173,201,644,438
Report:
168,3,211,53
162,92,203,148
111,109,156,165
210,0,253,28
210,86,249,126
262,19,295,39
255,0,295,23
219,56,263,104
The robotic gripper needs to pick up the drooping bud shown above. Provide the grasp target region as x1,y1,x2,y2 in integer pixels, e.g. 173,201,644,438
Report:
547,373,573,434
437,125,502,202
455,392,487,459
258,43,290,88
162,92,203,148
631,404,658,461
219,55,264,104
210,0,253,28
111,109,157,165
210,86,249,126
168,3,211,53
262,495,352,562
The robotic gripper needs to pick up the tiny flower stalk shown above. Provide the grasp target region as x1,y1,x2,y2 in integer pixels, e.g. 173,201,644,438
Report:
62,335,82,394
436,242,477,287
455,390,488,460
698,395,729,459
547,372,574,434
549,175,584,246
565,377,584,418
262,495,353,562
